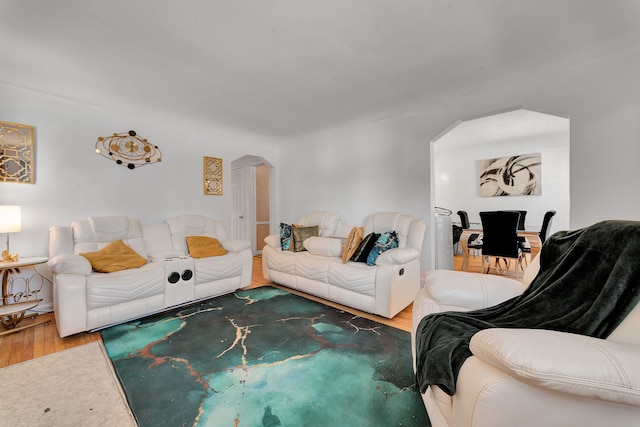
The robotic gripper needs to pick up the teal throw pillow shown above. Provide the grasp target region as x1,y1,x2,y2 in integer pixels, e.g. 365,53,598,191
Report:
366,231,399,266
280,223,292,251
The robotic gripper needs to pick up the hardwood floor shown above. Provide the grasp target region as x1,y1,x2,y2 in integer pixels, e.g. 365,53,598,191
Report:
0,253,512,368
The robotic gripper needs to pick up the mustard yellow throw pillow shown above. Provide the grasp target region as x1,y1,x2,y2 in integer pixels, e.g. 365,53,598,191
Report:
186,236,228,258
342,226,364,263
80,240,147,273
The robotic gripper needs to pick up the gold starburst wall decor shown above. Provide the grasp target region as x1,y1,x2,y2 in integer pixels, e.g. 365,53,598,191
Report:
0,121,35,184
95,130,161,169
204,156,222,195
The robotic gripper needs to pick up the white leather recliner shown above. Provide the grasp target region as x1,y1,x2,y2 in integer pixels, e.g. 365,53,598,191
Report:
262,211,426,318
48,215,252,337
411,254,640,427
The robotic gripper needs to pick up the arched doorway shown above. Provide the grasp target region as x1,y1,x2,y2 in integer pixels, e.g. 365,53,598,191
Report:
231,155,275,255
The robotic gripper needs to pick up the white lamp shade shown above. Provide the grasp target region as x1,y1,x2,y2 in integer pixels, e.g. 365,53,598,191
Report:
0,206,22,233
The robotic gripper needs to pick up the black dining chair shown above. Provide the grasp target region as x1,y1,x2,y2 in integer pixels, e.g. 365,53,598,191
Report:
457,210,483,255
504,210,527,230
539,210,557,244
504,210,528,257
479,210,524,276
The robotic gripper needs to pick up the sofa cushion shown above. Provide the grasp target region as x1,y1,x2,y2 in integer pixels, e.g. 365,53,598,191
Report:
80,240,148,273
86,262,164,309
366,230,399,266
342,226,364,263
193,253,243,283
304,236,343,257
186,236,228,258
350,232,380,263
280,223,293,251
292,225,319,252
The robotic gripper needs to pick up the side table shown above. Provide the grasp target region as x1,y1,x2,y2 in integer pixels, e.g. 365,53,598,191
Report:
0,256,50,336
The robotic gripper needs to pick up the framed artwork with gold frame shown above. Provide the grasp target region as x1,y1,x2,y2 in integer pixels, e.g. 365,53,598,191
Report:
204,156,222,195
0,121,35,184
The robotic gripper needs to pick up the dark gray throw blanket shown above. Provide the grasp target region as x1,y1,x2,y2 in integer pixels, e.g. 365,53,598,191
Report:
415,220,640,396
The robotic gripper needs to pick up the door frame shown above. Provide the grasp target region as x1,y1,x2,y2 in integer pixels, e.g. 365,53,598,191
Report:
230,155,275,255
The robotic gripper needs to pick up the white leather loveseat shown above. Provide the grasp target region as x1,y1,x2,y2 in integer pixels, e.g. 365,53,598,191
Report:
411,254,640,427
48,215,252,337
262,211,426,318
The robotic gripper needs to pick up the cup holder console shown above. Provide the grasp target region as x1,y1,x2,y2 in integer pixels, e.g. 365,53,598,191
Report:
164,257,195,306
168,269,193,284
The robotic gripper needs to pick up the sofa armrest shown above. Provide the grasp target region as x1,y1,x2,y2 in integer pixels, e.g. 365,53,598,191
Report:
470,328,640,407
264,234,281,249
375,247,419,265
47,254,92,276
221,239,251,253
422,269,526,310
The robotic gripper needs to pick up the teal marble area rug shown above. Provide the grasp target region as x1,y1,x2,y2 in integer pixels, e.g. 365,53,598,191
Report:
101,286,430,426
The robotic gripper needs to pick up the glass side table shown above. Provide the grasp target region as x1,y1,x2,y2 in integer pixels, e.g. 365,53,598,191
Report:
0,256,50,336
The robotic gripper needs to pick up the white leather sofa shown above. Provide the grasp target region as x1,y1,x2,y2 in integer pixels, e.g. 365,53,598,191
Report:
411,254,640,427
262,211,426,318
48,215,252,337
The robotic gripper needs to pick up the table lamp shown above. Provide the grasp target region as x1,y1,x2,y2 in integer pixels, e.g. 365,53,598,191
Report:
0,206,21,262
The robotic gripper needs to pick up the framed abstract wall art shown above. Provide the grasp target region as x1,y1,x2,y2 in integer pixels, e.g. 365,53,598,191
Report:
479,153,541,197
0,121,35,184
204,156,222,195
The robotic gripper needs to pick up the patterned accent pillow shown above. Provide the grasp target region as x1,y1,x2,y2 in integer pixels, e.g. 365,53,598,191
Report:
292,225,319,252
366,230,399,266
280,223,293,251
350,232,381,263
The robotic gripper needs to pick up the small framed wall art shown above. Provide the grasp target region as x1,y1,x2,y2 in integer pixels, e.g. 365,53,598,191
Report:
204,156,222,195
0,120,35,184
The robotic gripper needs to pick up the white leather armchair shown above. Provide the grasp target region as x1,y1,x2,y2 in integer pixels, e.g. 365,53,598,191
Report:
411,254,640,427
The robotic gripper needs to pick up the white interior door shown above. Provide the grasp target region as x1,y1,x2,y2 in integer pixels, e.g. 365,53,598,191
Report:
231,155,275,256
231,167,246,240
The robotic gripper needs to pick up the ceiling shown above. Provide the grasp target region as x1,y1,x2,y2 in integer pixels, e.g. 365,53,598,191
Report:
1,1,639,143
434,107,570,150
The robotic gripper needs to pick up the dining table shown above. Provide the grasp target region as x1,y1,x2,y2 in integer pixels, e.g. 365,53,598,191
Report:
459,229,541,271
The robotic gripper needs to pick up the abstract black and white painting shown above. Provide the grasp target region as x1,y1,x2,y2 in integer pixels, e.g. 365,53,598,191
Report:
479,153,541,197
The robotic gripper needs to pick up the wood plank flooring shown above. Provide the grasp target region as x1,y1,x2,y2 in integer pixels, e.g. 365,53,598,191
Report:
0,253,508,368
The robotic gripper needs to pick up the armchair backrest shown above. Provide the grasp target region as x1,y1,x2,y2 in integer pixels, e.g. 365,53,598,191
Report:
362,212,426,253
295,211,341,237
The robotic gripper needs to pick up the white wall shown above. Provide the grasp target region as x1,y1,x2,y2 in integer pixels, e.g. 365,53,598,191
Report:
434,123,570,232
278,45,640,270
0,84,277,311
3,43,640,314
